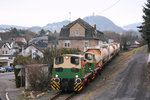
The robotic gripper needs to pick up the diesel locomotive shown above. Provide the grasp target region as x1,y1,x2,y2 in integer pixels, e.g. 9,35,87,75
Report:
51,43,120,92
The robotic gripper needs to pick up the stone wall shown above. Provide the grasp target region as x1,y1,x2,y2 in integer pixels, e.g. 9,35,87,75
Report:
70,23,85,37
58,39,100,51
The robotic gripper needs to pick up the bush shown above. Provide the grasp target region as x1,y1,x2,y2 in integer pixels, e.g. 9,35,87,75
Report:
26,64,49,91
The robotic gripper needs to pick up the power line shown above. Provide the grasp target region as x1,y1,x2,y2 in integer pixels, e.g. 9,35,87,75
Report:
99,0,121,14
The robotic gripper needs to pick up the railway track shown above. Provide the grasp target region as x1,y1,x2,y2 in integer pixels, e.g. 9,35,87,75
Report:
50,91,75,100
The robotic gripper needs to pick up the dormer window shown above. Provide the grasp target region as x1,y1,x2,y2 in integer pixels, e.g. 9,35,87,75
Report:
76,30,79,36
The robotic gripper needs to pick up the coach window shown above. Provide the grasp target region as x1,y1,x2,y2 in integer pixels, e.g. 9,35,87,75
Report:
85,53,92,60
55,57,64,65
71,57,79,65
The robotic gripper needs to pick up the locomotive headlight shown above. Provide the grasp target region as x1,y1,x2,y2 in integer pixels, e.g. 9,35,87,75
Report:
55,74,59,78
75,78,81,84
75,75,78,78
65,56,68,59
54,78,60,83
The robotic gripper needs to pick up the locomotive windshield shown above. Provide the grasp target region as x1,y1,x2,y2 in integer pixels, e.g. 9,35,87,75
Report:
71,57,79,65
85,53,92,60
55,57,64,65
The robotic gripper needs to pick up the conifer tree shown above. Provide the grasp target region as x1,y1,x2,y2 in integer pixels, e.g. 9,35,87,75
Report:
138,0,150,51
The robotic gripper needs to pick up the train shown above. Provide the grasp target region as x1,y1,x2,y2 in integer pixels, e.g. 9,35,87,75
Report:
51,42,120,92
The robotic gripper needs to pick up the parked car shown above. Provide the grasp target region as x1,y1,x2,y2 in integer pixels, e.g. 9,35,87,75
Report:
0,67,6,73
5,66,13,72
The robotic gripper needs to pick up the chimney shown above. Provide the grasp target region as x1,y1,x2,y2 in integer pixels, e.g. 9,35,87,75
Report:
94,24,96,30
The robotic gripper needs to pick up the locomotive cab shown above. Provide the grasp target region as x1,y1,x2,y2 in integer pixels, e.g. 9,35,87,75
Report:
51,54,85,92
84,52,95,72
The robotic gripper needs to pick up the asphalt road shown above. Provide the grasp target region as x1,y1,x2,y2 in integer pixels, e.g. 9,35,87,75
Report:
93,47,150,100
0,72,15,100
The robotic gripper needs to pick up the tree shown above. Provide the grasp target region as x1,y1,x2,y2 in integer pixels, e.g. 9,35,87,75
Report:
121,31,139,50
39,29,46,35
10,28,19,37
138,0,150,51
103,31,121,42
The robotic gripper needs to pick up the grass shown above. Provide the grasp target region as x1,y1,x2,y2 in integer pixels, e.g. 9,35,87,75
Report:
18,94,24,99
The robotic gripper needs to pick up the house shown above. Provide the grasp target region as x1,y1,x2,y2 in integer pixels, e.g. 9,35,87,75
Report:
21,45,44,58
0,40,15,55
58,18,107,51
0,40,16,66
9,37,27,44
0,55,16,66
14,42,27,53
29,36,48,48
29,36,48,45
129,40,141,48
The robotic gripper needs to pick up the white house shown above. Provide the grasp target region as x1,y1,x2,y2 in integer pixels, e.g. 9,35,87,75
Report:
0,41,16,55
21,45,44,58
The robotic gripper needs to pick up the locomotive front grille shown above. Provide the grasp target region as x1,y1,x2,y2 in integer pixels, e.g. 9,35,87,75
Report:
60,78,75,91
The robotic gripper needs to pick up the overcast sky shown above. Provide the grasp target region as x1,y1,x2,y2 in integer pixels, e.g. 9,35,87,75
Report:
0,0,147,27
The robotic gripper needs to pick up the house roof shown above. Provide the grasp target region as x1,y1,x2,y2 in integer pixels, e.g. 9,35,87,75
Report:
9,38,26,43
29,36,48,45
34,41,48,48
0,41,5,48
27,44,45,53
15,42,27,48
59,18,106,41
62,18,93,29
0,41,12,49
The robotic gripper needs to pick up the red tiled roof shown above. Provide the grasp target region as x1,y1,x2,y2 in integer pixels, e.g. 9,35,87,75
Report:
9,38,25,42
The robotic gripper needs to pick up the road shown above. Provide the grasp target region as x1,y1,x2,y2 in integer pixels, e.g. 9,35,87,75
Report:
0,72,15,100
72,46,150,100
93,46,150,100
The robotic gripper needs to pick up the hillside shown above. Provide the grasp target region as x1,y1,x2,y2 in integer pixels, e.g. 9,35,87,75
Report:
43,20,70,32
83,16,124,33
44,15,124,33
123,22,141,31
0,15,124,33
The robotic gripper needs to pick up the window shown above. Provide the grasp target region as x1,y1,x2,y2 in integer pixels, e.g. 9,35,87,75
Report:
2,51,4,54
71,57,79,65
6,51,7,54
84,41,88,47
85,53,92,60
4,45,5,48
36,50,38,53
55,57,64,65
71,68,79,72
76,30,79,36
55,67,63,72
64,40,70,48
